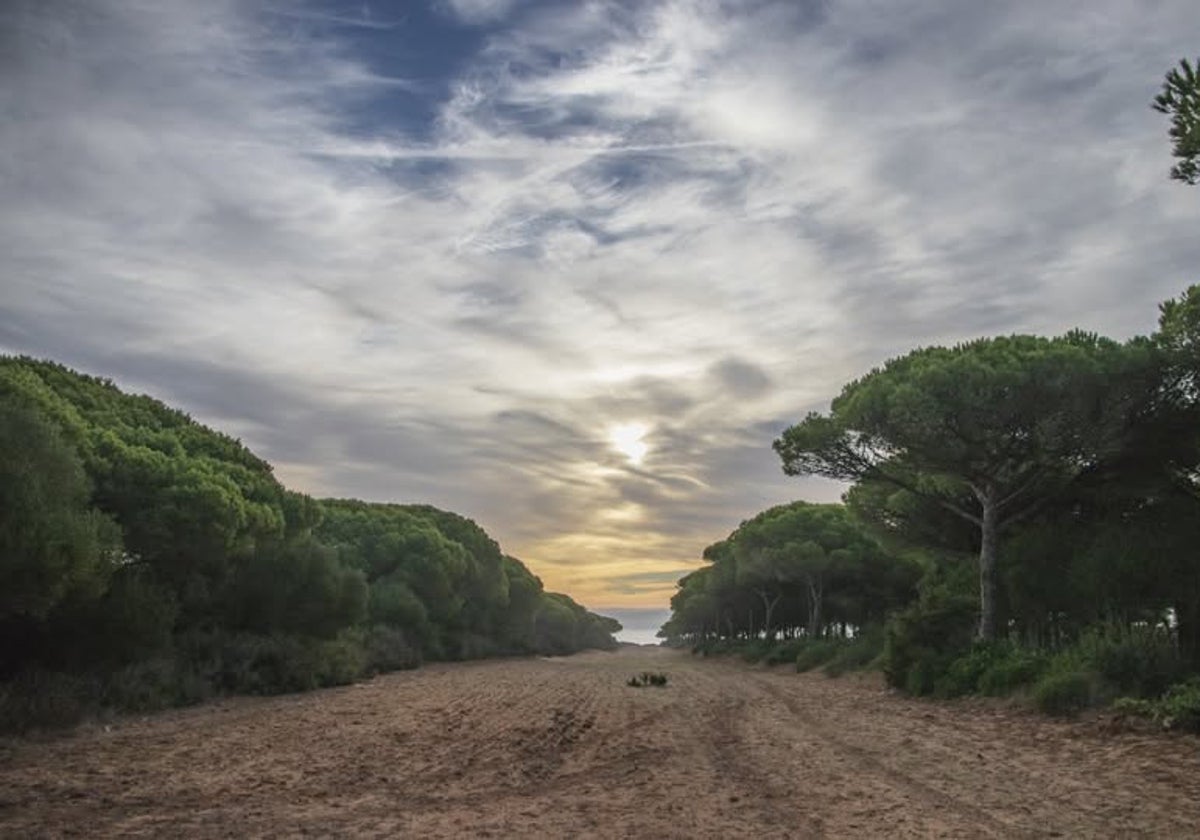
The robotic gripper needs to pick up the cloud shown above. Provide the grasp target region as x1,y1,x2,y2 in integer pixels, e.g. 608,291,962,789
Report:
2,0,1198,609
439,0,518,26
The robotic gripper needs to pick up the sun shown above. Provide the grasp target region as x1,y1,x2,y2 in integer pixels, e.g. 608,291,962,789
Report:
608,422,649,466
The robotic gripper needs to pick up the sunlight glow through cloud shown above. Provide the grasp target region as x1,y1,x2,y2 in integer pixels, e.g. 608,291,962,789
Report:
608,423,649,466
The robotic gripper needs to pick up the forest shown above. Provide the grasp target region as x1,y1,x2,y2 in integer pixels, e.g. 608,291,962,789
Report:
0,357,620,732
660,283,1200,726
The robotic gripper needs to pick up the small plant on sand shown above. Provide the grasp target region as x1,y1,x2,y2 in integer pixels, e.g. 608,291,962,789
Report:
627,671,669,688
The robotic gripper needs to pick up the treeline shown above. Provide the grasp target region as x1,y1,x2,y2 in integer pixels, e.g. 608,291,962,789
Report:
662,285,1200,728
0,357,619,731
659,502,918,648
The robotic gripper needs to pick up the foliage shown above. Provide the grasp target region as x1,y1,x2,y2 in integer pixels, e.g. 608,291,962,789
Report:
1153,57,1200,185
882,586,976,695
364,625,422,673
1124,679,1200,732
660,501,918,651
1073,624,1185,699
774,333,1155,641
762,639,808,666
0,394,121,626
792,639,842,673
1033,670,1096,717
976,647,1048,697
0,670,95,733
822,627,885,676
934,642,1048,699
1111,682,1200,732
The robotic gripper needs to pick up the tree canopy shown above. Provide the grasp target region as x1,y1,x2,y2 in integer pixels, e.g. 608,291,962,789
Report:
659,501,918,646
773,333,1155,641
1154,57,1200,185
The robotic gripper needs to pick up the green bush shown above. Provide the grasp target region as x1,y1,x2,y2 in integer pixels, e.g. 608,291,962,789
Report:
692,638,738,657
365,625,421,673
905,657,940,697
883,588,976,695
739,639,774,664
1117,678,1200,732
216,633,329,695
977,648,1047,697
1157,678,1200,731
934,642,1048,699
763,639,807,667
1111,696,1157,718
934,643,1006,698
1033,670,1095,717
1074,624,1184,698
313,630,366,687
0,670,94,733
101,657,187,712
822,627,884,677
794,640,843,673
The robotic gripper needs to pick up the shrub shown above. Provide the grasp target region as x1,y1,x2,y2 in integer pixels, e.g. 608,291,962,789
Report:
313,630,366,687
1111,696,1157,718
933,642,1048,699
101,657,186,712
934,643,1007,699
1074,624,1184,698
883,588,976,695
1116,678,1200,732
977,648,1047,697
216,633,325,695
365,625,421,673
763,639,807,667
1157,678,1200,731
1033,670,1095,717
794,640,843,673
822,627,885,677
692,638,738,657
0,670,94,733
905,657,940,697
739,639,774,664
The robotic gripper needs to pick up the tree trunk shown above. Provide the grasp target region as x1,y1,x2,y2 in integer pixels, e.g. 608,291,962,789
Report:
758,589,781,641
977,490,999,642
806,576,823,638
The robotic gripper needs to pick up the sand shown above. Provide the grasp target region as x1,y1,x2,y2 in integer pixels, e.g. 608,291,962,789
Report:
2,646,1198,838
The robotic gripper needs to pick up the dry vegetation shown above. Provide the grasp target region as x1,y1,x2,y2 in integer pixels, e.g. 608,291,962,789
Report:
3,647,1200,838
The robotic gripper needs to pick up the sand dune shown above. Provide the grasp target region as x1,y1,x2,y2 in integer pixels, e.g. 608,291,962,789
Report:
2,647,1198,838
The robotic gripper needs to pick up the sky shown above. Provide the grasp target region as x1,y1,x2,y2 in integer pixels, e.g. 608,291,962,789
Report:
2,1,1199,631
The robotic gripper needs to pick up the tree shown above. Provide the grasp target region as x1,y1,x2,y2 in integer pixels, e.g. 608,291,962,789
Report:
774,334,1154,641
1153,57,1200,185
0,396,120,623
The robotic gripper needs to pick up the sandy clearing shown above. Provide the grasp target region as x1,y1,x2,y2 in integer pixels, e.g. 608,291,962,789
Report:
1,647,1198,838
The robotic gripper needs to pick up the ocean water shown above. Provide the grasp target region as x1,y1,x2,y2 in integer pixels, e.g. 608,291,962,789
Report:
598,607,671,646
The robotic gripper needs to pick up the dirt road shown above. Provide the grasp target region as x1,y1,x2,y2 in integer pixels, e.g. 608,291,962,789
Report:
2,647,1199,838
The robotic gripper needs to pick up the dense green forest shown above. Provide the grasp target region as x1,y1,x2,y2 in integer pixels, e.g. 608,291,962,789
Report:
0,357,619,731
661,284,1200,725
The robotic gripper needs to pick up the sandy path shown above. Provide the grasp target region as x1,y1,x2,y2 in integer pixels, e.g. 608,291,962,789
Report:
2,647,1198,838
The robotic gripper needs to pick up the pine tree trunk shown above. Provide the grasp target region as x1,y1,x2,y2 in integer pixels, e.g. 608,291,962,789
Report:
759,590,780,641
806,577,823,638
977,492,999,642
